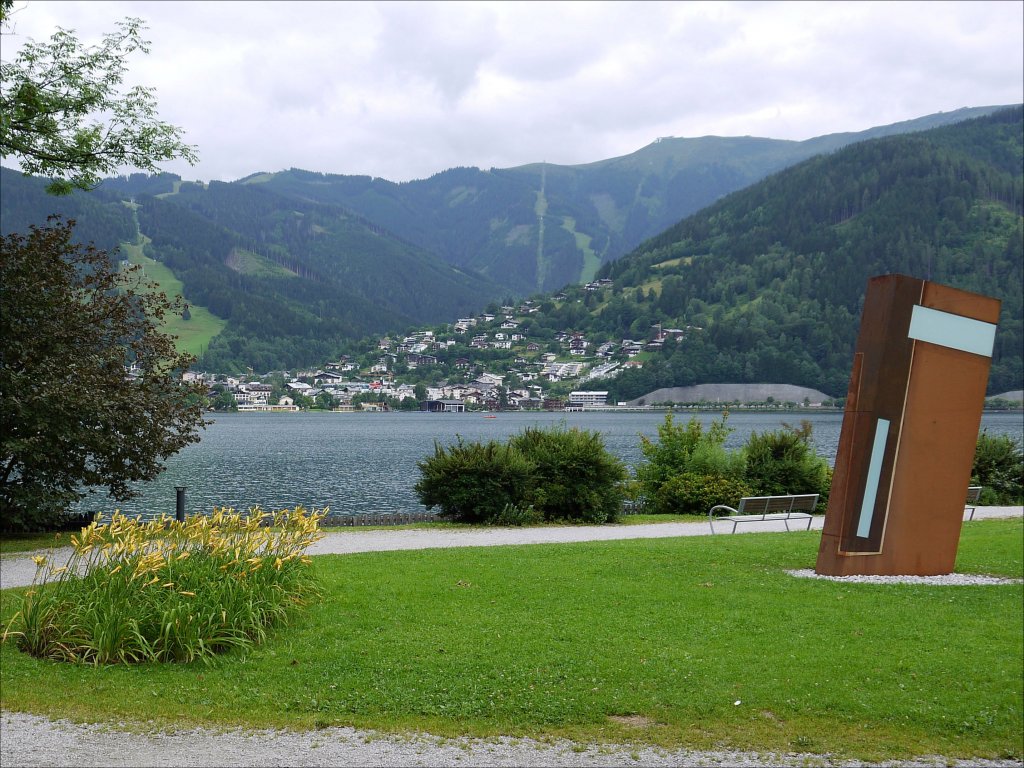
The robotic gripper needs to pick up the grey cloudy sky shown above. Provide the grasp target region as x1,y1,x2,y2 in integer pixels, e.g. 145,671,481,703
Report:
4,0,1023,183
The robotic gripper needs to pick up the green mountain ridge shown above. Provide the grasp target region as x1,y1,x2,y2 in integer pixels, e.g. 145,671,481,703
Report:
245,105,1014,295
0,167,506,372
1,105,1020,392
584,106,1023,398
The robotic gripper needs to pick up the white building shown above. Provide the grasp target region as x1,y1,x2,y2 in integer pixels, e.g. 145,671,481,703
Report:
568,391,608,407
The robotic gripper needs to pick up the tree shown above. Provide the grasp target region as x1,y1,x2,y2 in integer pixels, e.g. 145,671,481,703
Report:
0,219,206,531
209,385,238,412
1,14,197,194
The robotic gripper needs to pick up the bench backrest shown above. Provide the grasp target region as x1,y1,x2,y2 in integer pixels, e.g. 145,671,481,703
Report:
966,486,982,504
736,494,819,515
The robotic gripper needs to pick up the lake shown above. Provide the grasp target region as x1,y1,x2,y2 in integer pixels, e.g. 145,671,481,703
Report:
80,410,1024,520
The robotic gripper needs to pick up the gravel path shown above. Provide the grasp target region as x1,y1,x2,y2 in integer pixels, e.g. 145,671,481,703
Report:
3,710,1022,768
2,508,1021,767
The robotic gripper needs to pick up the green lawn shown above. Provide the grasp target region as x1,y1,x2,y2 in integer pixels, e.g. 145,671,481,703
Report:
1,519,1021,761
0,531,75,554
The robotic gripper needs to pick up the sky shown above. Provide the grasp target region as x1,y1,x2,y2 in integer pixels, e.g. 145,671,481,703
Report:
2,0,1022,184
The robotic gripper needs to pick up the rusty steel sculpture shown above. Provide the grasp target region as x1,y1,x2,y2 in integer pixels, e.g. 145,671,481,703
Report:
816,274,1000,576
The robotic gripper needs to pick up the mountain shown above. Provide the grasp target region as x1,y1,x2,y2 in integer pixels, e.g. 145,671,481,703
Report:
0,167,505,372
2,105,1020,389
242,105,1013,295
581,106,1023,398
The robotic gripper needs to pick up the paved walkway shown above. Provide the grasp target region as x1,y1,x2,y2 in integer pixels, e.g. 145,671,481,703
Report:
2,507,1020,591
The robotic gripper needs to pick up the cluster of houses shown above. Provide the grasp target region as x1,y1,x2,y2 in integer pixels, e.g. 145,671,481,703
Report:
185,282,707,413
187,368,614,413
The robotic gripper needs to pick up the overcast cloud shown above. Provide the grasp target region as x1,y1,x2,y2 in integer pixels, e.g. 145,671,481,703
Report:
3,0,1022,183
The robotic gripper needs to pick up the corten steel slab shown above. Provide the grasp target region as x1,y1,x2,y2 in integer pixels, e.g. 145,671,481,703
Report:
816,275,999,576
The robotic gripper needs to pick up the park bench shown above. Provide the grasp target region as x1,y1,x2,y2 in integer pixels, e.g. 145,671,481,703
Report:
708,493,819,534
964,485,983,521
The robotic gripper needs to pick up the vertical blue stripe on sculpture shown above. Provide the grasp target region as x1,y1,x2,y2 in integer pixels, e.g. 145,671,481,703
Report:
907,305,996,357
857,418,890,539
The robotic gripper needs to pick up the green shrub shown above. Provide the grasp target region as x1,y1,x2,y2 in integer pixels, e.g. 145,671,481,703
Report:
742,421,831,510
636,412,740,506
488,503,544,526
652,472,754,516
972,431,1024,504
415,426,627,525
509,426,627,524
414,439,535,524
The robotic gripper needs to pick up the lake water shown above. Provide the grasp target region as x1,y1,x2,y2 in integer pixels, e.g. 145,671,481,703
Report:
80,410,1024,520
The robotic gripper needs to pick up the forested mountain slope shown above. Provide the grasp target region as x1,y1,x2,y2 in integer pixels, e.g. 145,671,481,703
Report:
2,106,1019,389
244,105,1012,295
583,106,1023,399
1,169,505,372
0,167,135,251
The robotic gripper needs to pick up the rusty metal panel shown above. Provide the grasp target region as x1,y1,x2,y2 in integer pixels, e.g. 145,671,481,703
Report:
816,274,999,576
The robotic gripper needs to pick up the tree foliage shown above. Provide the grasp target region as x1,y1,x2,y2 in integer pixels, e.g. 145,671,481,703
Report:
972,431,1024,504
741,421,831,508
0,16,197,194
635,412,747,514
0,219,206,531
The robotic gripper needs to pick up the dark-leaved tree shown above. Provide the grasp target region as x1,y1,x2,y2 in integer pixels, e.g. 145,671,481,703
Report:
0,219,206,531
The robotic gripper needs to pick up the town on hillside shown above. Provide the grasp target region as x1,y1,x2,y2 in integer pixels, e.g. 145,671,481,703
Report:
184,287,842,413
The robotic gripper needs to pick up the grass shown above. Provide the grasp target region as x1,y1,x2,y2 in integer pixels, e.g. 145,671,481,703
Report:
1,531,76,554
620,513,707,525
119,237,226,358
225,247,297,278
1,519,1021,762
560,216,602,284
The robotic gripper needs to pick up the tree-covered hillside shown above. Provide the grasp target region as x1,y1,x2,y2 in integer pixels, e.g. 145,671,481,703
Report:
245,106,1013,296
2,106,1019,392
0,167,135,251
585,106,1023,398
1,168,505,373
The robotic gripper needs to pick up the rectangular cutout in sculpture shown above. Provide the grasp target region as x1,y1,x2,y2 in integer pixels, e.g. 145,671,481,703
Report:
907,305,997,357
815,275,1000,576
856,418,890,539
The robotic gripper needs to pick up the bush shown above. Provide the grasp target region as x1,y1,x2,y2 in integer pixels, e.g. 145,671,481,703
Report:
635,413,834,515
2,506,324,665
509,426,627,524
652,473,754,516
741,421,831,510
636,412,741,496
488,503,544,527
414,439,535,524
415,426,627,525
972,431,1024,504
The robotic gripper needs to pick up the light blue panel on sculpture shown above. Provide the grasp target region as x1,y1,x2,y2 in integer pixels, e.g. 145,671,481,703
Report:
908,305,996,357
857,418,890,539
